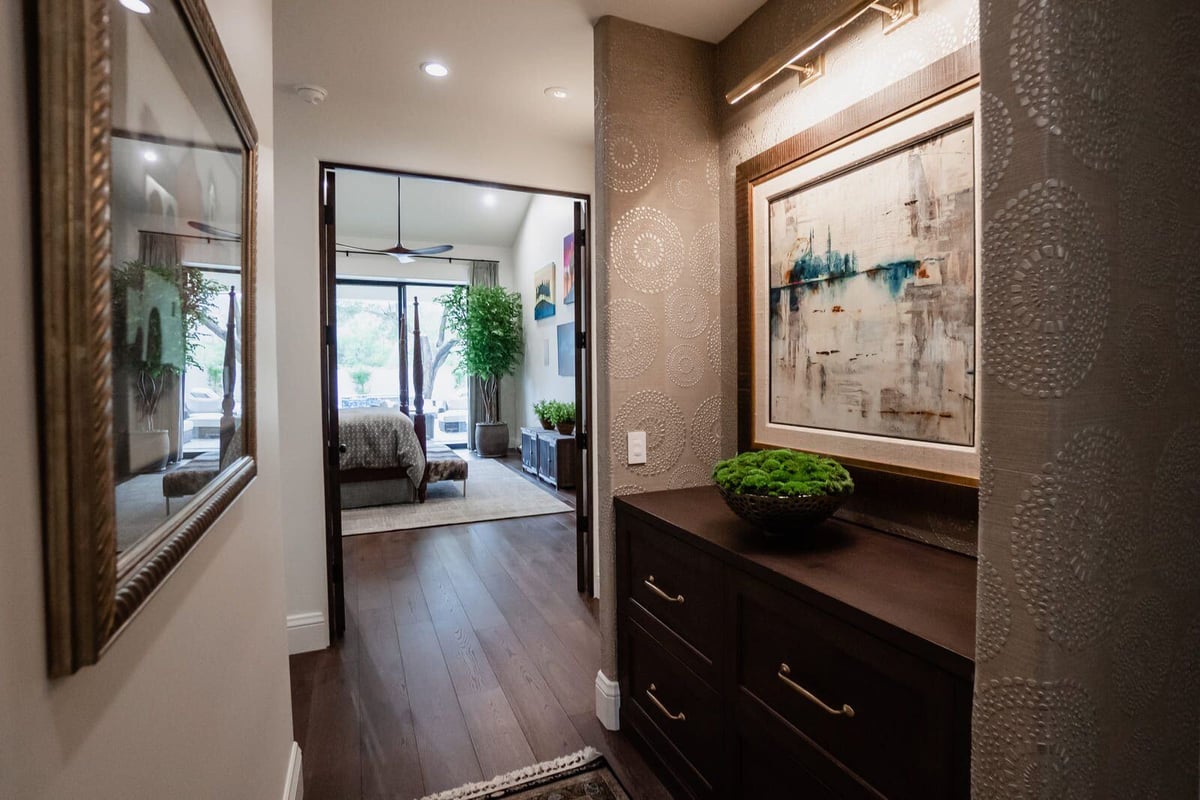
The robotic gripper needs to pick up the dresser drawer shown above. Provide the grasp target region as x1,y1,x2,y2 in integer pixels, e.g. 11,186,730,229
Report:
624,620,722,797
735,579,961,799
625,518,722,667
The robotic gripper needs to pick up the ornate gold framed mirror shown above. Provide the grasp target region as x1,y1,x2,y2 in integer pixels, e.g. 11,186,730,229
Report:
36,0,258,676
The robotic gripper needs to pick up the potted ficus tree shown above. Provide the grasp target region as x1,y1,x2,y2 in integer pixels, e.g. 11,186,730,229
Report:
440,285,523,457
114,260,222,473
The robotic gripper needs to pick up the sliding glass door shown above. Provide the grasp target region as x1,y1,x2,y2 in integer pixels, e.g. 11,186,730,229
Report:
334,279,466,444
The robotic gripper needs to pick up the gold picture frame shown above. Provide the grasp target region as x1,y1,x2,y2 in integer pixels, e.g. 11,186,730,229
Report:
36,0,258,676
735,46,981,486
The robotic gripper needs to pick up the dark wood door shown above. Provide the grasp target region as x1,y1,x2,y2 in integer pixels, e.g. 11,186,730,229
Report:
572,200,592,594
319,166,346,639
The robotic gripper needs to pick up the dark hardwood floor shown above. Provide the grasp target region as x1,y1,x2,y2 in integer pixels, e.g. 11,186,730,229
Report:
289,513,673,800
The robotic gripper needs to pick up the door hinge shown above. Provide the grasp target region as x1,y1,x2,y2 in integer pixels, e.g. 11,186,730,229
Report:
576,330,587,349
576,431,588,450
323,203,333,225
576,229,587,248
325,324,333,345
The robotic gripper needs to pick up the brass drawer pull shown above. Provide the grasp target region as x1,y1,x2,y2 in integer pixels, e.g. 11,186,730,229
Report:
777,664,856,718
643,575,685,604
645,683,686,721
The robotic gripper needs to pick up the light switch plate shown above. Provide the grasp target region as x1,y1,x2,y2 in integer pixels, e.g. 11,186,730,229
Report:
627,431,647,465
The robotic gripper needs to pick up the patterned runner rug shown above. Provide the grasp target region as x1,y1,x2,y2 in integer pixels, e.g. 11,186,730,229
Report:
417,748,629,800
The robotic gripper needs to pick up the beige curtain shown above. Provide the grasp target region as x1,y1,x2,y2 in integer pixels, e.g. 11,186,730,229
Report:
466,260,497,452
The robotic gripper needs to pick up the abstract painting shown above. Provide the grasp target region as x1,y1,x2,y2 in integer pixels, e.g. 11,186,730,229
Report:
748,87,981,479
557,322,575,376
768,121,975,444
562,233,575,304
534,263,556,321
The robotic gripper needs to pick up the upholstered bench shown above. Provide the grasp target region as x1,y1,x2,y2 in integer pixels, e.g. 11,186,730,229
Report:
162,450,220,513
425,442,468,496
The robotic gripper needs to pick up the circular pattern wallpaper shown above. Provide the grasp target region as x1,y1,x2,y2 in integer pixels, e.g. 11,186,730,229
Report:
973,678,1098,800
666,344,704,388
611,391,685,477
982,91,1013,198
611,207,684,294
690,395,722,467
986,181,1108,398
1149,423,1200,591
1010,0,1122,171
688,223,721,295
1010,426,1135,651
604,298,659,380
602,116,659,194
666,287,710,339
1119,303,1172,407
975,556,1011,662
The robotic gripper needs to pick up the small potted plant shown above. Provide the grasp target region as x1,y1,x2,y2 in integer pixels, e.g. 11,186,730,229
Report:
549,400,576,436
440,285,523,457
533,399,554,430
712,449,854,535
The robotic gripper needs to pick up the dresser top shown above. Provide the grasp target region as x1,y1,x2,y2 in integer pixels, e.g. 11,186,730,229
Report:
616,486,977,675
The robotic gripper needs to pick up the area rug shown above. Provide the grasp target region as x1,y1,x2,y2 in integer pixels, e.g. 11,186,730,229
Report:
341,457,572,535
417,747,629,800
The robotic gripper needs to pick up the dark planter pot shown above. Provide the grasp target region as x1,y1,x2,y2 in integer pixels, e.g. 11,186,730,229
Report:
539,418,554,430
475,422,509,458
556,421,575,436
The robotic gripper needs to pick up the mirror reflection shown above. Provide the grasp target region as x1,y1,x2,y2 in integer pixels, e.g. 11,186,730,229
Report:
109,0,248,560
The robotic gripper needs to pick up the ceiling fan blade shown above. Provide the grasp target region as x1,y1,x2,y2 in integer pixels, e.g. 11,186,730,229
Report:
389,254,416,264
187,221,241,240
400,244,454,256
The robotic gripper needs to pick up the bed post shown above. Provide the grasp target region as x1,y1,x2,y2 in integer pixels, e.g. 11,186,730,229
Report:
412,297,429,501
219,287,238,461
398,309,409,413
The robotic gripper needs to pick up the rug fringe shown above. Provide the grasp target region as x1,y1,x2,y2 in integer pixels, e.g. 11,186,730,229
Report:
416,747,603,800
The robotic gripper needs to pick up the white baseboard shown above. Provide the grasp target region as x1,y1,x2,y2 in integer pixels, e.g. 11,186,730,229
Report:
287,612,328,654
282,741,303,800
595,670,621,731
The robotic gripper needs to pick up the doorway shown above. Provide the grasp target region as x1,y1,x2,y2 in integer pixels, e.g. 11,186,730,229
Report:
318,163,594,640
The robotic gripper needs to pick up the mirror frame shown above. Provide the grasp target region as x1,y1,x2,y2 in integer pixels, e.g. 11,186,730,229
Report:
36,0,259,676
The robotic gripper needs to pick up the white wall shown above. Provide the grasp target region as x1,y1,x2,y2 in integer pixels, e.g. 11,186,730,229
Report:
0,0,294,798
512,194,578,432
273,26,594,652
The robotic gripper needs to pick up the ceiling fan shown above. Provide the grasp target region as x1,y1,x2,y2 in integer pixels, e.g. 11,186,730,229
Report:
338,177,454,263
187,178,453,263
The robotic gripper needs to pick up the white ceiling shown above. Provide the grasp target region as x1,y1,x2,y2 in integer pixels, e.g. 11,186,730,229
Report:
334,169,536,248
274,0,765,157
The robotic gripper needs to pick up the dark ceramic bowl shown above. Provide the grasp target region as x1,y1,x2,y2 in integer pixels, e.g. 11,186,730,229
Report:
717,486,849,536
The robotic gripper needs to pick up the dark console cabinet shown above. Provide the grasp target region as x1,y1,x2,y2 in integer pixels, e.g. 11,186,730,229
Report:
615,487,976,800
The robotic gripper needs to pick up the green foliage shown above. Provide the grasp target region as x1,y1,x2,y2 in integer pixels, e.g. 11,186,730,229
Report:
350,368,372,394
113,260,224,428
439,285,523,422
336,299,400,369
712,449,854,498
533,399,553,422
541,400,575,425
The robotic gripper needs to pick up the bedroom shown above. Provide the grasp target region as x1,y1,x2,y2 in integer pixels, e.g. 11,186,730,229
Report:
321,166,592,591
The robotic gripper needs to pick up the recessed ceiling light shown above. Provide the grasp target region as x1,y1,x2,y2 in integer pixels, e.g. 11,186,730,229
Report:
421,62,449,78
119,0,152,13
544,86,569,100
143,150,158,163
481,193,498,208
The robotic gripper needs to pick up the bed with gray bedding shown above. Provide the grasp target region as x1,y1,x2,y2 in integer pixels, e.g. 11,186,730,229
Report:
338,408,426,509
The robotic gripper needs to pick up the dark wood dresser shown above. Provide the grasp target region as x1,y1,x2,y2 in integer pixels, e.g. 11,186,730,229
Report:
615,487,976,799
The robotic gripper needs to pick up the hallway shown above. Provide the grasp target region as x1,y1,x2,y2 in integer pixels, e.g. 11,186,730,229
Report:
289,515,670,799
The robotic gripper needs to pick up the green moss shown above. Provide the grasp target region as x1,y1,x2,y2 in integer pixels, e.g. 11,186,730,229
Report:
711,449,854,498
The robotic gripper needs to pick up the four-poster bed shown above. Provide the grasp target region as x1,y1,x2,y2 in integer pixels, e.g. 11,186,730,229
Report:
338,296,467,508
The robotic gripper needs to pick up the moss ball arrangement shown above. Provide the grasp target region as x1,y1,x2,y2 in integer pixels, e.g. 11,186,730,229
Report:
712,449,854,535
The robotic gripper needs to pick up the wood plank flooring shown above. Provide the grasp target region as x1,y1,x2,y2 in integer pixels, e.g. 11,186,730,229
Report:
289,512,673,800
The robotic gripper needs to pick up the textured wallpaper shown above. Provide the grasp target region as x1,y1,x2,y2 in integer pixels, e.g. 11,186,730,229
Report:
972,0,1200,796
593,17,721,678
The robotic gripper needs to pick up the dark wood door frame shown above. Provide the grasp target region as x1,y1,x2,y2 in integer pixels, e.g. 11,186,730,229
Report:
317,161,596,640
